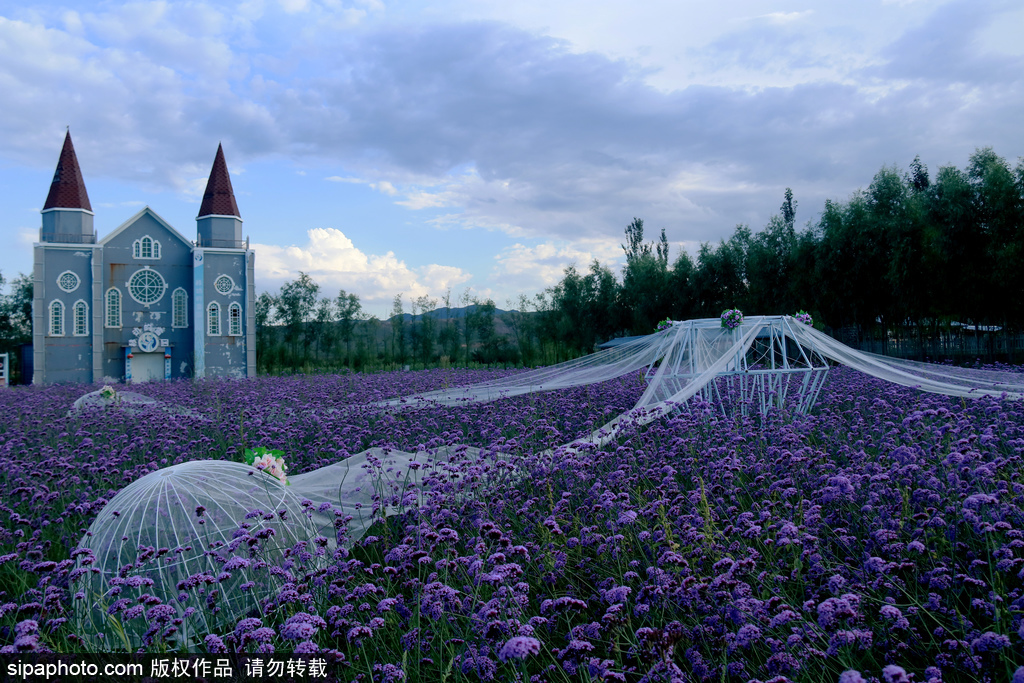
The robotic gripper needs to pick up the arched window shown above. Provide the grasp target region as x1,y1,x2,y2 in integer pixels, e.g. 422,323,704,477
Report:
207,302,221,336
172,288,188,328
133,235,161,260
49,300,64,336
73,300,88,336
228,302,242,336
106,288,122,328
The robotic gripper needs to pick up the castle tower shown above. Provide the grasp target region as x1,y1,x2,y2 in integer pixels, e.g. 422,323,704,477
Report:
40,130,95,244
193,145,255,379
196,143,242,249
34,131,99,384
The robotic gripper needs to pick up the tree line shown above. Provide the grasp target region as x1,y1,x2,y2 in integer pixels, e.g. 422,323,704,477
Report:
0,273,32,383
540,147,1024,355
254,277,534,373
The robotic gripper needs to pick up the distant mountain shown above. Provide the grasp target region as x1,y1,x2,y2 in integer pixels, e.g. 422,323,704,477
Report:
389,305,514,323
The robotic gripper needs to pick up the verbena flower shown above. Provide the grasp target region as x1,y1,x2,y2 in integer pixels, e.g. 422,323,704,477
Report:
498,636,541,662
720,309,744,330
881,665,911,683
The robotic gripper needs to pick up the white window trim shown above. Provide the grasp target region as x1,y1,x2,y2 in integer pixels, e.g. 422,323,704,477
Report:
132,235,162,260
172,287,188,329
57,270,80,293
207,302,221,336
126,267,167,305
214,274,235,295
228,302,242,336
73,299,89,337
49,300,64,336
105,288,122,329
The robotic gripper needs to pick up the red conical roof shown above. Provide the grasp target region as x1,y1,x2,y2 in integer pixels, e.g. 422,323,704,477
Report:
197,143,240,218
43,130,92,212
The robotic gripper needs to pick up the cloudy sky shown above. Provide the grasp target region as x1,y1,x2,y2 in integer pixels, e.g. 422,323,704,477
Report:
1,0,1021,316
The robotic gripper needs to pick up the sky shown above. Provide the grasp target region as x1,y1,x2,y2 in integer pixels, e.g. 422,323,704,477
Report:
1,0,1021,317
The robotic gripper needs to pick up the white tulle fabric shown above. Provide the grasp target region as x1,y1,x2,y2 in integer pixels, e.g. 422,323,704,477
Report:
76,316,1024,648
789,323,1024,399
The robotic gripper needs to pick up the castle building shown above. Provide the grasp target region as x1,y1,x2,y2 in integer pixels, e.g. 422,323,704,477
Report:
32,132,256,384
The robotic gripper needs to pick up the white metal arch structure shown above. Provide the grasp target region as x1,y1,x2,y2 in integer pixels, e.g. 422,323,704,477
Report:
392,316,832,418
639,316,830,417
389,314,1024,451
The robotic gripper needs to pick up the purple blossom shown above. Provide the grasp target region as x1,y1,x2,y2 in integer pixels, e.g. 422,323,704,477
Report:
498,636,541,662
145,605,177,623
882,665,911,683
280,612,326,640
735,624,761,648
970,630,1009,653
204,634,227,653
879,605,909,629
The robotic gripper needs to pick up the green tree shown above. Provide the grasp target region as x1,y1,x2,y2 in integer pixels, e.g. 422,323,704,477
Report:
865,166,913,329
666,250,696,321
621,217,651,263
437,289,460,363
506,294,539,366
0,272,32,343
467,297,502,363
413,295,438,365
254,292,276,372
908,154,930,192
275,273,320,359
312,298,335,361
335,290,363,367
968,147,1023,327
781,187,797,230
0,272,32,383
927,164,987,324
390,294,407,365
691,227,749,316
745,190,797,316
620,219,671,334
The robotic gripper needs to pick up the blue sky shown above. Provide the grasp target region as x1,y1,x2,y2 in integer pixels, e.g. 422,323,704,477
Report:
1,0,1021,317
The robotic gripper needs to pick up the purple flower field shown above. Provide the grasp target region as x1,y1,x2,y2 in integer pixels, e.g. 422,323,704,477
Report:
1,366,1023,682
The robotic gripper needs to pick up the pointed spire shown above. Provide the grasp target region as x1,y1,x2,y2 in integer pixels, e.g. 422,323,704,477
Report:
43,130,92,212
197,143,240,218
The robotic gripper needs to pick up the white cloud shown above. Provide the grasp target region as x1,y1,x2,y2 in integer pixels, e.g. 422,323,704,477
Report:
395,189,456,209
370,180,398,195
491,238,623,294
757,11,814,24
279,0,311,13
252,227,470,310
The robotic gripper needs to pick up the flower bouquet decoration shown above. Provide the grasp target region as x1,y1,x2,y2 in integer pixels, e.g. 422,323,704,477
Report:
720,309,744,331
244,446,289,485
794,311,813,326
656,318,673,332
99,385,118,400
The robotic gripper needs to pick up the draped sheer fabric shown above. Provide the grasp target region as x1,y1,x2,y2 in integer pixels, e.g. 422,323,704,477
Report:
76,315,1024,648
